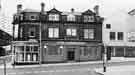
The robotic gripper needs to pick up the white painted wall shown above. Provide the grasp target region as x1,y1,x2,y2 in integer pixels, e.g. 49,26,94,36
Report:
103,10,135,46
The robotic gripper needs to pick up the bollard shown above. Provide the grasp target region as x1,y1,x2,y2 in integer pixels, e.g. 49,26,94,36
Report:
3,59,6,75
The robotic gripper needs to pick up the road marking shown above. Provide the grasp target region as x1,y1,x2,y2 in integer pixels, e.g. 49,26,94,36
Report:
7,68,91,75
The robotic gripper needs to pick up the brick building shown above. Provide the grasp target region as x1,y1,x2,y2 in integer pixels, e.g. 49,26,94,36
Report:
12,3,103,64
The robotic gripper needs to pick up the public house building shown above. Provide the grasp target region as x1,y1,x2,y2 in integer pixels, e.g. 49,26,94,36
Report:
12,3,103,64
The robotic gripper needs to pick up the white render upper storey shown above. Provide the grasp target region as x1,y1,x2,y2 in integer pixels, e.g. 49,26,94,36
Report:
103,10,135,46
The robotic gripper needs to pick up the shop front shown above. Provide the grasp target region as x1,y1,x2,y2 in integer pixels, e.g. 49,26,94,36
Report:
42,41,102,63
13,41,39,64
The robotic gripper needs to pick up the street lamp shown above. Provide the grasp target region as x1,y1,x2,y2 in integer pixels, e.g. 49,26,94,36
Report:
44,45,47,49
103,43,107,72
60,45,63,49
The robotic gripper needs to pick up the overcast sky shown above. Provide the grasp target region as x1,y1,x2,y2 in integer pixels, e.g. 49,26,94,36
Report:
1,0,135,34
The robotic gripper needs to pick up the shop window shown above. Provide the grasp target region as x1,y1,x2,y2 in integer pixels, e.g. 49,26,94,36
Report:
48,28,59,38
115,47,124,56
84,29,94,39
48,45,62,55
110,32,115,40
118,32,123,40
66,28,77,36
49,14,59,21
84,15,94,22
82,46,97,56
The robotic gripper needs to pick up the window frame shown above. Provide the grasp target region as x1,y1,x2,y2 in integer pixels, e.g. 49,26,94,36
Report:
66,28,77,37
106,24,111,29
49,14,59,21
29,15,38,20
48,27,59,38
67,14,76,21
118,32,124,40
29,27,36,38
84,15,94,22
84,29,94,39
110,32,116,40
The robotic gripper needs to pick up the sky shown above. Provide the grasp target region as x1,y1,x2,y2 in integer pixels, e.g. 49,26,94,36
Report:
1,0,135,35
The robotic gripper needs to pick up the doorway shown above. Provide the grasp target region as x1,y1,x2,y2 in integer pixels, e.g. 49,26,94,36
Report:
67,49,75,61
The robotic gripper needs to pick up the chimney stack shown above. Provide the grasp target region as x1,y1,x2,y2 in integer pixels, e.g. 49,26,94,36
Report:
41,2,45,13
71,8,74,13
17,4,22,14
94,5,99,16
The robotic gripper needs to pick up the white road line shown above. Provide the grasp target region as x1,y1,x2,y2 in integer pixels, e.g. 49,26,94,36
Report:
33,71,40,73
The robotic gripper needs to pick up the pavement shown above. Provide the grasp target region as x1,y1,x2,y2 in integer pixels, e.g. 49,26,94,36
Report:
1,56,135,75
0,57,135,68
95,57,135,75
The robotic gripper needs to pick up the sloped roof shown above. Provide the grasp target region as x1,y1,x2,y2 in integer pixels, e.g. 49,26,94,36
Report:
22,9,39,12
82,9,94,15
47,8,61,13
62,11,81,15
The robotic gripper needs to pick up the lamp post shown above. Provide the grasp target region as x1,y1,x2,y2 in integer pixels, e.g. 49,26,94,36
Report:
39,16,42,65
103,43,107,72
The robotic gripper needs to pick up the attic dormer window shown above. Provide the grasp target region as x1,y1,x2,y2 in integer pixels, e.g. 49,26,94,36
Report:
84,15,94,22
67,14,75,21
49,14,59,21
29,15,38,20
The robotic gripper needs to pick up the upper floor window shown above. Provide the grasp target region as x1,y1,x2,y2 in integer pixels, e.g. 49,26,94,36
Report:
118,32,123,40
49,14,59,21
84,29,94,39
66,28,77,36
29,15,38,20
29,27,36,37
48,28,59,38
106,24,111,29
84,15,94,22
67,14,75,21
20,27,23,38
110,32,115,40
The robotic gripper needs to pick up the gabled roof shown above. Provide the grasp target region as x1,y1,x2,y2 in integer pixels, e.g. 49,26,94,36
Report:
82,9,95,15
47,8,62,14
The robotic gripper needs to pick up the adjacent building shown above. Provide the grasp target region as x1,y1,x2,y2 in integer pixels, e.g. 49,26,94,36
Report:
103,10,135,57
12,3,103,64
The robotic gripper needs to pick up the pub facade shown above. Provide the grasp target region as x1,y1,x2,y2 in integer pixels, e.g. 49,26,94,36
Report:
12,3,103,64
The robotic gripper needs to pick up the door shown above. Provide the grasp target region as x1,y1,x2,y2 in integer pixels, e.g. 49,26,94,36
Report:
68,51,75,60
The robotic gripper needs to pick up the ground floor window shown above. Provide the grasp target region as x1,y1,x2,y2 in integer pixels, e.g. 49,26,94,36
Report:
125,47,135,57
80,46,97,57
15,45,39,62
47,45,63,55
115,47,124,57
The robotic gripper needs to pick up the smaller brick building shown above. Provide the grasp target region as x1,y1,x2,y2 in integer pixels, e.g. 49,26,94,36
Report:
12,3,103,64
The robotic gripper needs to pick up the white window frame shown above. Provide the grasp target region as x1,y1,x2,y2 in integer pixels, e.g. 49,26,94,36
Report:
49,14,59,21
84,15,94,22
84,29,94,39
67,14,75,21
48,28,59,38
66,28,77,36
